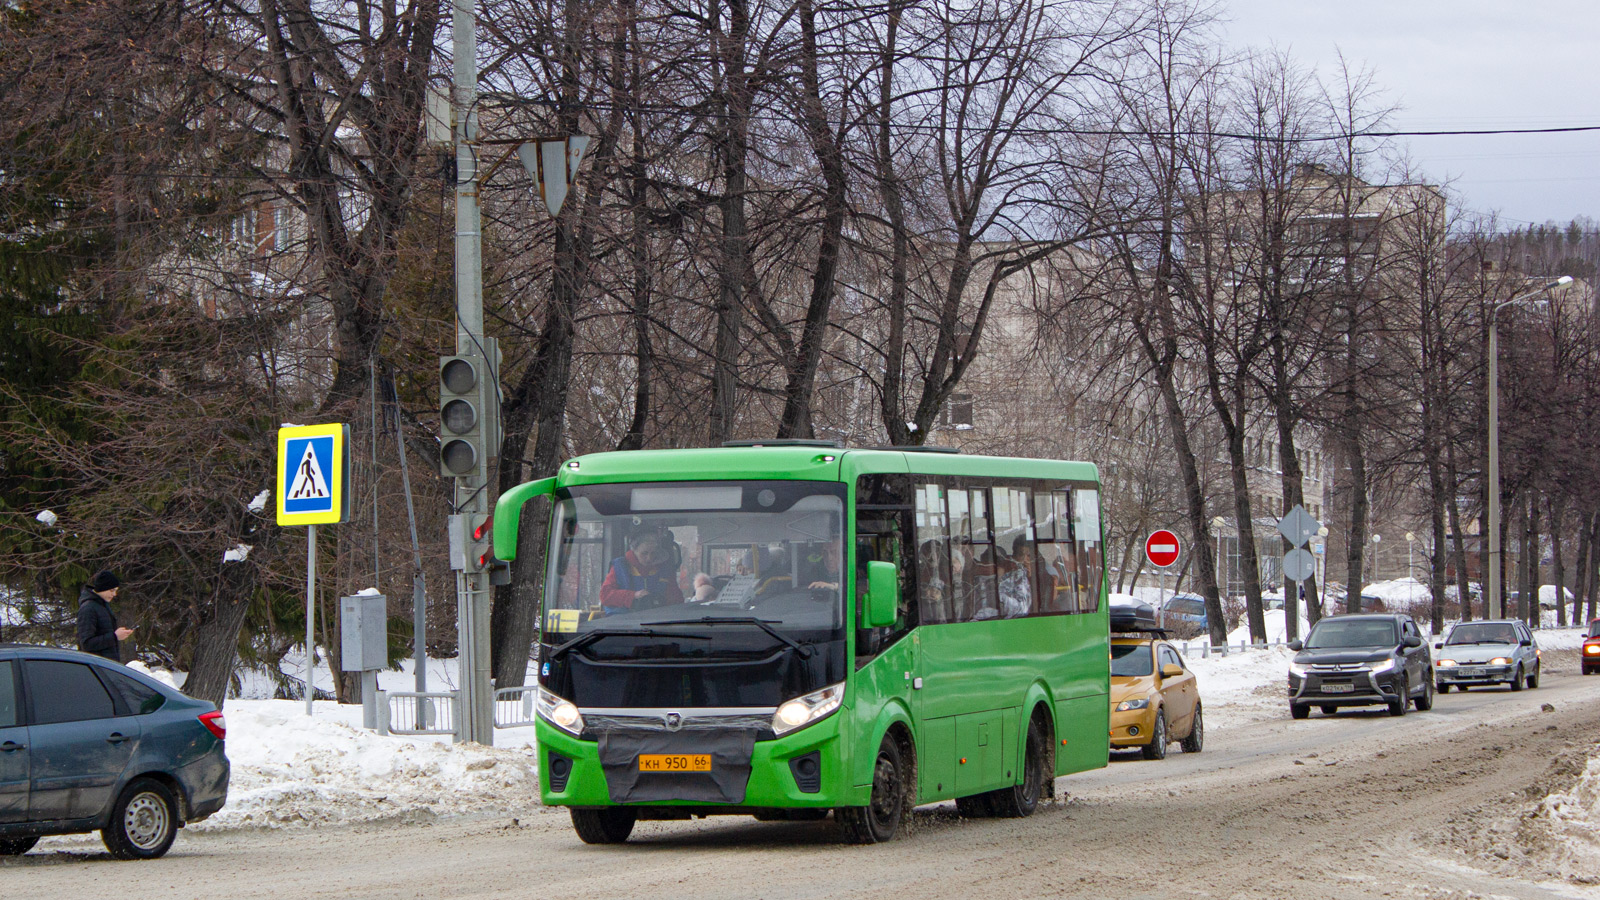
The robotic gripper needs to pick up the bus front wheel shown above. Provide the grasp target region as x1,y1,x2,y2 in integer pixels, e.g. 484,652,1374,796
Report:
838,733,909,843
570,807,636,844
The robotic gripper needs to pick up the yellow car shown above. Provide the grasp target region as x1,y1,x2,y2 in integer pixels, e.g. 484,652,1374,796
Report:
1110,635,1203,759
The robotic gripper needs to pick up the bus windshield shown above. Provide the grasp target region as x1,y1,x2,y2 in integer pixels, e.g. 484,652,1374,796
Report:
544,481,847,648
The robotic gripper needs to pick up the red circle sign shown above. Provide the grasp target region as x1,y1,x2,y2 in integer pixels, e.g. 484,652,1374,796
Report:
1146,530,1181,568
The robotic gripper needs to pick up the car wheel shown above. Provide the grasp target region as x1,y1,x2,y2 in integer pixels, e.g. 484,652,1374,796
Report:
1388,675,1408,716
1414,674,1434,711
989,713,1047,817
570,807,637,844
1527,664,1539,689
1509,665,1524,692
1140,710,1168,760
101,778,178,860
838,733,909,843
1180,705,1203,753
0,836,39,856
1290,703,1310,720
1437,681,1451,693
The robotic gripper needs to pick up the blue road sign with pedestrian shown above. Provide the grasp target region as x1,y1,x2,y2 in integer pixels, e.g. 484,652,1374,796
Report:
276,423,349,526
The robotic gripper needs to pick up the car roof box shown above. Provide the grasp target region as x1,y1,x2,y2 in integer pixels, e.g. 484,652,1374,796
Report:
1109,603,1162,633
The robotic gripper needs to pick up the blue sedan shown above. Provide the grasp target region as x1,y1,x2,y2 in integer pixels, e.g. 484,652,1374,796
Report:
0,644,229,859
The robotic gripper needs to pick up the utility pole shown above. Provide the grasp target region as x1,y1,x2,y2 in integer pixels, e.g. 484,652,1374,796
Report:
450,0,496,745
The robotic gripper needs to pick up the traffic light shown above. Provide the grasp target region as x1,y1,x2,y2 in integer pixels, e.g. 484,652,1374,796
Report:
438,354,490,477
448,512,495,572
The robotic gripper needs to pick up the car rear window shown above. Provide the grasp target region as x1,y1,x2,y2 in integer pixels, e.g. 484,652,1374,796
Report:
26,659,117,724
1111,643,1153,677
0,661,17,728
99,668,167,715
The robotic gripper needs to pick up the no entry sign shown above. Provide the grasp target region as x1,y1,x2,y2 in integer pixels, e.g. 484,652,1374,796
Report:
1146,530,1181,568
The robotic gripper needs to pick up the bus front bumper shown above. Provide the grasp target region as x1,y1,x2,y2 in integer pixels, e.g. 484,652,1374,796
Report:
535,712,865,810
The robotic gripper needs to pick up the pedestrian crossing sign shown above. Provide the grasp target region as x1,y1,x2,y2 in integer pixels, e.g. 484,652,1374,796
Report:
276,424,350,526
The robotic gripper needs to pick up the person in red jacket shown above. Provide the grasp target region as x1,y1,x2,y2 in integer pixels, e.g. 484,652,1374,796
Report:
599,532,684,615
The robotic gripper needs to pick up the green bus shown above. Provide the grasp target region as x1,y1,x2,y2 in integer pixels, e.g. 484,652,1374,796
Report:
493,442,1109,843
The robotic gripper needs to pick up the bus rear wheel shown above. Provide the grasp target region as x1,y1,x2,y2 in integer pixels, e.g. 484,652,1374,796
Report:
838,733,909,843
570,807,636,844
988,713,1048,818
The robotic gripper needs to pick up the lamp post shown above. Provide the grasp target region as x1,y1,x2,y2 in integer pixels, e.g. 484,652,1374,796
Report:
1316,525,1329,618
1372,533,1381,584
1405,531,1416,581
1212,516,1228,603
1488,276,1574,619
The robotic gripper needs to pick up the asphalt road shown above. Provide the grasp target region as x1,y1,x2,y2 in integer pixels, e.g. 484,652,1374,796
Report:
6,652,1599,900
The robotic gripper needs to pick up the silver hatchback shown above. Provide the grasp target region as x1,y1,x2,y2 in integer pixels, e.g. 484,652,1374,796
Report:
1433,619,1541,692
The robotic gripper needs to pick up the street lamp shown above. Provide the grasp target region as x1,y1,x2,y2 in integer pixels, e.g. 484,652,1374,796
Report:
1316,526,1329,617
1405,532,1416,581
1488,276,1574,619
1212,516,1228,602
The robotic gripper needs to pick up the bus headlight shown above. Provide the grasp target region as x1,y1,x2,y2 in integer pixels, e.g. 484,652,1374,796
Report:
536,686,585,735
773,683,844,736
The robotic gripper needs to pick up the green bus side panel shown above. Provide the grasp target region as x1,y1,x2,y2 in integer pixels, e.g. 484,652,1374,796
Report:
918,716,956,799
1055,694,1110,774
845,638,916,788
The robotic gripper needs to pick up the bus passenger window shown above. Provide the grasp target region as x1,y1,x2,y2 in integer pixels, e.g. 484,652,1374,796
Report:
915,483,954,625
992,487,1036,619
1075,488,1103,612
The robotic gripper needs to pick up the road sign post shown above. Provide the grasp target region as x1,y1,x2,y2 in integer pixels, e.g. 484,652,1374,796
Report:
277,424,351,714
1277,505,1322,643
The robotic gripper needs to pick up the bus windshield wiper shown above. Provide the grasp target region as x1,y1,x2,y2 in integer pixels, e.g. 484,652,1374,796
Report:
645,616,814,658
548,627,709,660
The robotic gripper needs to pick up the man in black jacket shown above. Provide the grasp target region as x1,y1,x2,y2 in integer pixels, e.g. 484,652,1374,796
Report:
77,570,132,663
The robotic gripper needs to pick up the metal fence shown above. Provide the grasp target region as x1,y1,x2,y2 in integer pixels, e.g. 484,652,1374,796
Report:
376,690,458,736
1174,639,1292,659
493,685,538,729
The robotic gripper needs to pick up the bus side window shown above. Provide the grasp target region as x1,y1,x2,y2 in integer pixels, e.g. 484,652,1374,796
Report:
1074,487,1103,613
1037,490,1077,613
992,486,1036,619
961,484,999,621
914,482,954,625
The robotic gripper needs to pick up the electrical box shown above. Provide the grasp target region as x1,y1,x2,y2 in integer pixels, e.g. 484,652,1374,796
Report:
340,593,388,672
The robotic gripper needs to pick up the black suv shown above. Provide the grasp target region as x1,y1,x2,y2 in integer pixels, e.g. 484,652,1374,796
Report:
1286,614,1433,719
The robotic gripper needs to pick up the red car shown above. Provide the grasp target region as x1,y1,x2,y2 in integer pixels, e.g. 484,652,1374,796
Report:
1584,619,1600,676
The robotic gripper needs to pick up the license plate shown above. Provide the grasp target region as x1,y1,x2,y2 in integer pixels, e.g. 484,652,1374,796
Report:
1457,667,1483,676
1321,683,1354,693
638,754,711,772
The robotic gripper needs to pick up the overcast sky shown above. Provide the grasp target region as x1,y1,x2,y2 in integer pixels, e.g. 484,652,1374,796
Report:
1221,0,1599,228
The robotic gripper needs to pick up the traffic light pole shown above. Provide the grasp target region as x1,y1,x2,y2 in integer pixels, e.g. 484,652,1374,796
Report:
451,0,495,746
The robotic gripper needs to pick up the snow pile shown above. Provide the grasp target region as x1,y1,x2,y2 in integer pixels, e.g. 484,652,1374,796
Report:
1181,643,1296,730
34,509,57,526
1225,608,1310,645
1538,584,1575,608
194,700,542,830
1537,754,1600,877
1362,577,1431,607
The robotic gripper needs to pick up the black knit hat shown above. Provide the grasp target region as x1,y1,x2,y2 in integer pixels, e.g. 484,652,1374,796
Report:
89,570,121,592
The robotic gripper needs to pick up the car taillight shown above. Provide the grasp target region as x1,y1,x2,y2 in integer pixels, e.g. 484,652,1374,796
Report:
199,710,226,740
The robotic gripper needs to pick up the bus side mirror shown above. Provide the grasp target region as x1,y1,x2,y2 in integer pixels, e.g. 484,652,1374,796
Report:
864,561,899,629
492,477,557,561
